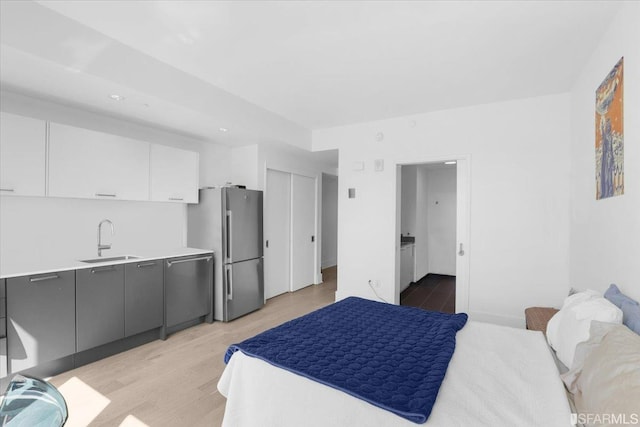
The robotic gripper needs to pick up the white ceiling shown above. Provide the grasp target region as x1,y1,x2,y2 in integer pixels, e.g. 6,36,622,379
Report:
0,1,622,148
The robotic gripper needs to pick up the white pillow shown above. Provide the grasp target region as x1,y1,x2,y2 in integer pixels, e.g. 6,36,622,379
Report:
560,289,601,309
546,291,622,368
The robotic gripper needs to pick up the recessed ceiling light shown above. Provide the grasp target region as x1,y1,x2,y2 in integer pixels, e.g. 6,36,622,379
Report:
219,127,229,132
109,94,125,101
444,161,456,165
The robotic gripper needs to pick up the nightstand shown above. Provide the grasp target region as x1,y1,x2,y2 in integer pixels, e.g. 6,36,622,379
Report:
524,307,559,337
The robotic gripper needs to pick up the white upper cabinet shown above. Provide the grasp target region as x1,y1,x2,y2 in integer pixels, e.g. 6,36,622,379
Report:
1,113,198,203
0,112,46,197
150,144,199,203
48,123,150,201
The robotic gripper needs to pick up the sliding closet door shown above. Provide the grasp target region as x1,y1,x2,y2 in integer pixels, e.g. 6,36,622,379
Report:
291,174,316,291
265,169,291,299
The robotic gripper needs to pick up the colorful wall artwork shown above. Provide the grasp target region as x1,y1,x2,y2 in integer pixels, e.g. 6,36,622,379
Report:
595,57,624,200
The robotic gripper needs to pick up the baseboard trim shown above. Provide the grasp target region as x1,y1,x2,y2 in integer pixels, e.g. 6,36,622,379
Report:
321,259,337,269
335,289,387,304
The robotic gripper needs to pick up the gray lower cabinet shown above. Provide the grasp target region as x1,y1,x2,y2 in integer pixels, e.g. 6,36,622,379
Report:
125,261,163,337
0,338,6,379
76,265,124,352
7,271,76,373
165,255,213,328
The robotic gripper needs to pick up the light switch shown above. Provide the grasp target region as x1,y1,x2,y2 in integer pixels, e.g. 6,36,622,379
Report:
374,159,384,172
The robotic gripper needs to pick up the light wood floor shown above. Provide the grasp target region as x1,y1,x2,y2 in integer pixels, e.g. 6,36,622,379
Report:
49,267,337,427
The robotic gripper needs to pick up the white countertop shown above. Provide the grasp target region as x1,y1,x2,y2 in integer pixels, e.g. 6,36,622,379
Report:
0,247,214,279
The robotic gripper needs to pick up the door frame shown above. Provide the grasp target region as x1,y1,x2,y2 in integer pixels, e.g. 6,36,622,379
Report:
395,154,471,313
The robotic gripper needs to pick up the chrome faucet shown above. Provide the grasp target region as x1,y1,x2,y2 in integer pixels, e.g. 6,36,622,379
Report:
97,219,115,257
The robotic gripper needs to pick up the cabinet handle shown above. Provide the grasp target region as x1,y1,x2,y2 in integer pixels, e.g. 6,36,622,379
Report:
91,265,116,274
226,265,233,301
226,210,233,263
95,193,116,198
136,262,156,268
0,188,15,192
458,243,465,256
168,197,184,201
166,255,212,267
29,274,59,283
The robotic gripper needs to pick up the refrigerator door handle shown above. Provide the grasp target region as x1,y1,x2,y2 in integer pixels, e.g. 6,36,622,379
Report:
226,265,233,301
226,210,233,263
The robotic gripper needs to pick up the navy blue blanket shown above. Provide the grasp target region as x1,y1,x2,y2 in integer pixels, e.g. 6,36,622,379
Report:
224,297,468,424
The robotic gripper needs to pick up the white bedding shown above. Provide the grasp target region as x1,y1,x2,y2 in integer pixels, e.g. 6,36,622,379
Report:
218,321,573,426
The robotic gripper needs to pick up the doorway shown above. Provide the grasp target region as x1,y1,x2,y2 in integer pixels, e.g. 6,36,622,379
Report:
321,173,338,286
396,158,470,314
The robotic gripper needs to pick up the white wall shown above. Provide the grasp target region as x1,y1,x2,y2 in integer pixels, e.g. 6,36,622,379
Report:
400,166,417,236
569,2,640,302
231,145,260,188
321,173,338,268
0,197,185,267
199,142,233,189
426,168,457,276
313,93,572,325
413,166,457,279
0,91,233,267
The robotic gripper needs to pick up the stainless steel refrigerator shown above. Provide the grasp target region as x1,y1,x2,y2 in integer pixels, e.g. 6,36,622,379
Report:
187,187,264,322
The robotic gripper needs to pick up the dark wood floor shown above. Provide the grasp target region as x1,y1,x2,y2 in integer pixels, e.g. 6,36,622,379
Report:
400,274,456,313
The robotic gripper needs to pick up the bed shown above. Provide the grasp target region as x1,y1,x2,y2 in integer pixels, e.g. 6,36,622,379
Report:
218,297,573,426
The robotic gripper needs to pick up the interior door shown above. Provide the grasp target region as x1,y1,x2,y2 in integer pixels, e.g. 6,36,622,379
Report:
291,174,316,291
265,169,291,299
225,188,263,263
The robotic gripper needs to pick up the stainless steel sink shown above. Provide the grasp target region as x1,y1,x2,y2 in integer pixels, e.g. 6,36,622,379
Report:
79,255,140,264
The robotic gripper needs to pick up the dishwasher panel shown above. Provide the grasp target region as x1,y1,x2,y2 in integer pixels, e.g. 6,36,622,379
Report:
164,254,213,328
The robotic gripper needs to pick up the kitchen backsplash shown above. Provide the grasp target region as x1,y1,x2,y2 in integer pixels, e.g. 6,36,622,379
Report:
0,196,186,265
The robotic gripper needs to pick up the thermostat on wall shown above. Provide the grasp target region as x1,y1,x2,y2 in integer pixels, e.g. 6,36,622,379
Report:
348,188,356,198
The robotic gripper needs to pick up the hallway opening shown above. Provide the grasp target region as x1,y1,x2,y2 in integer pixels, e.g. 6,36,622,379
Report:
398,161,458,313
